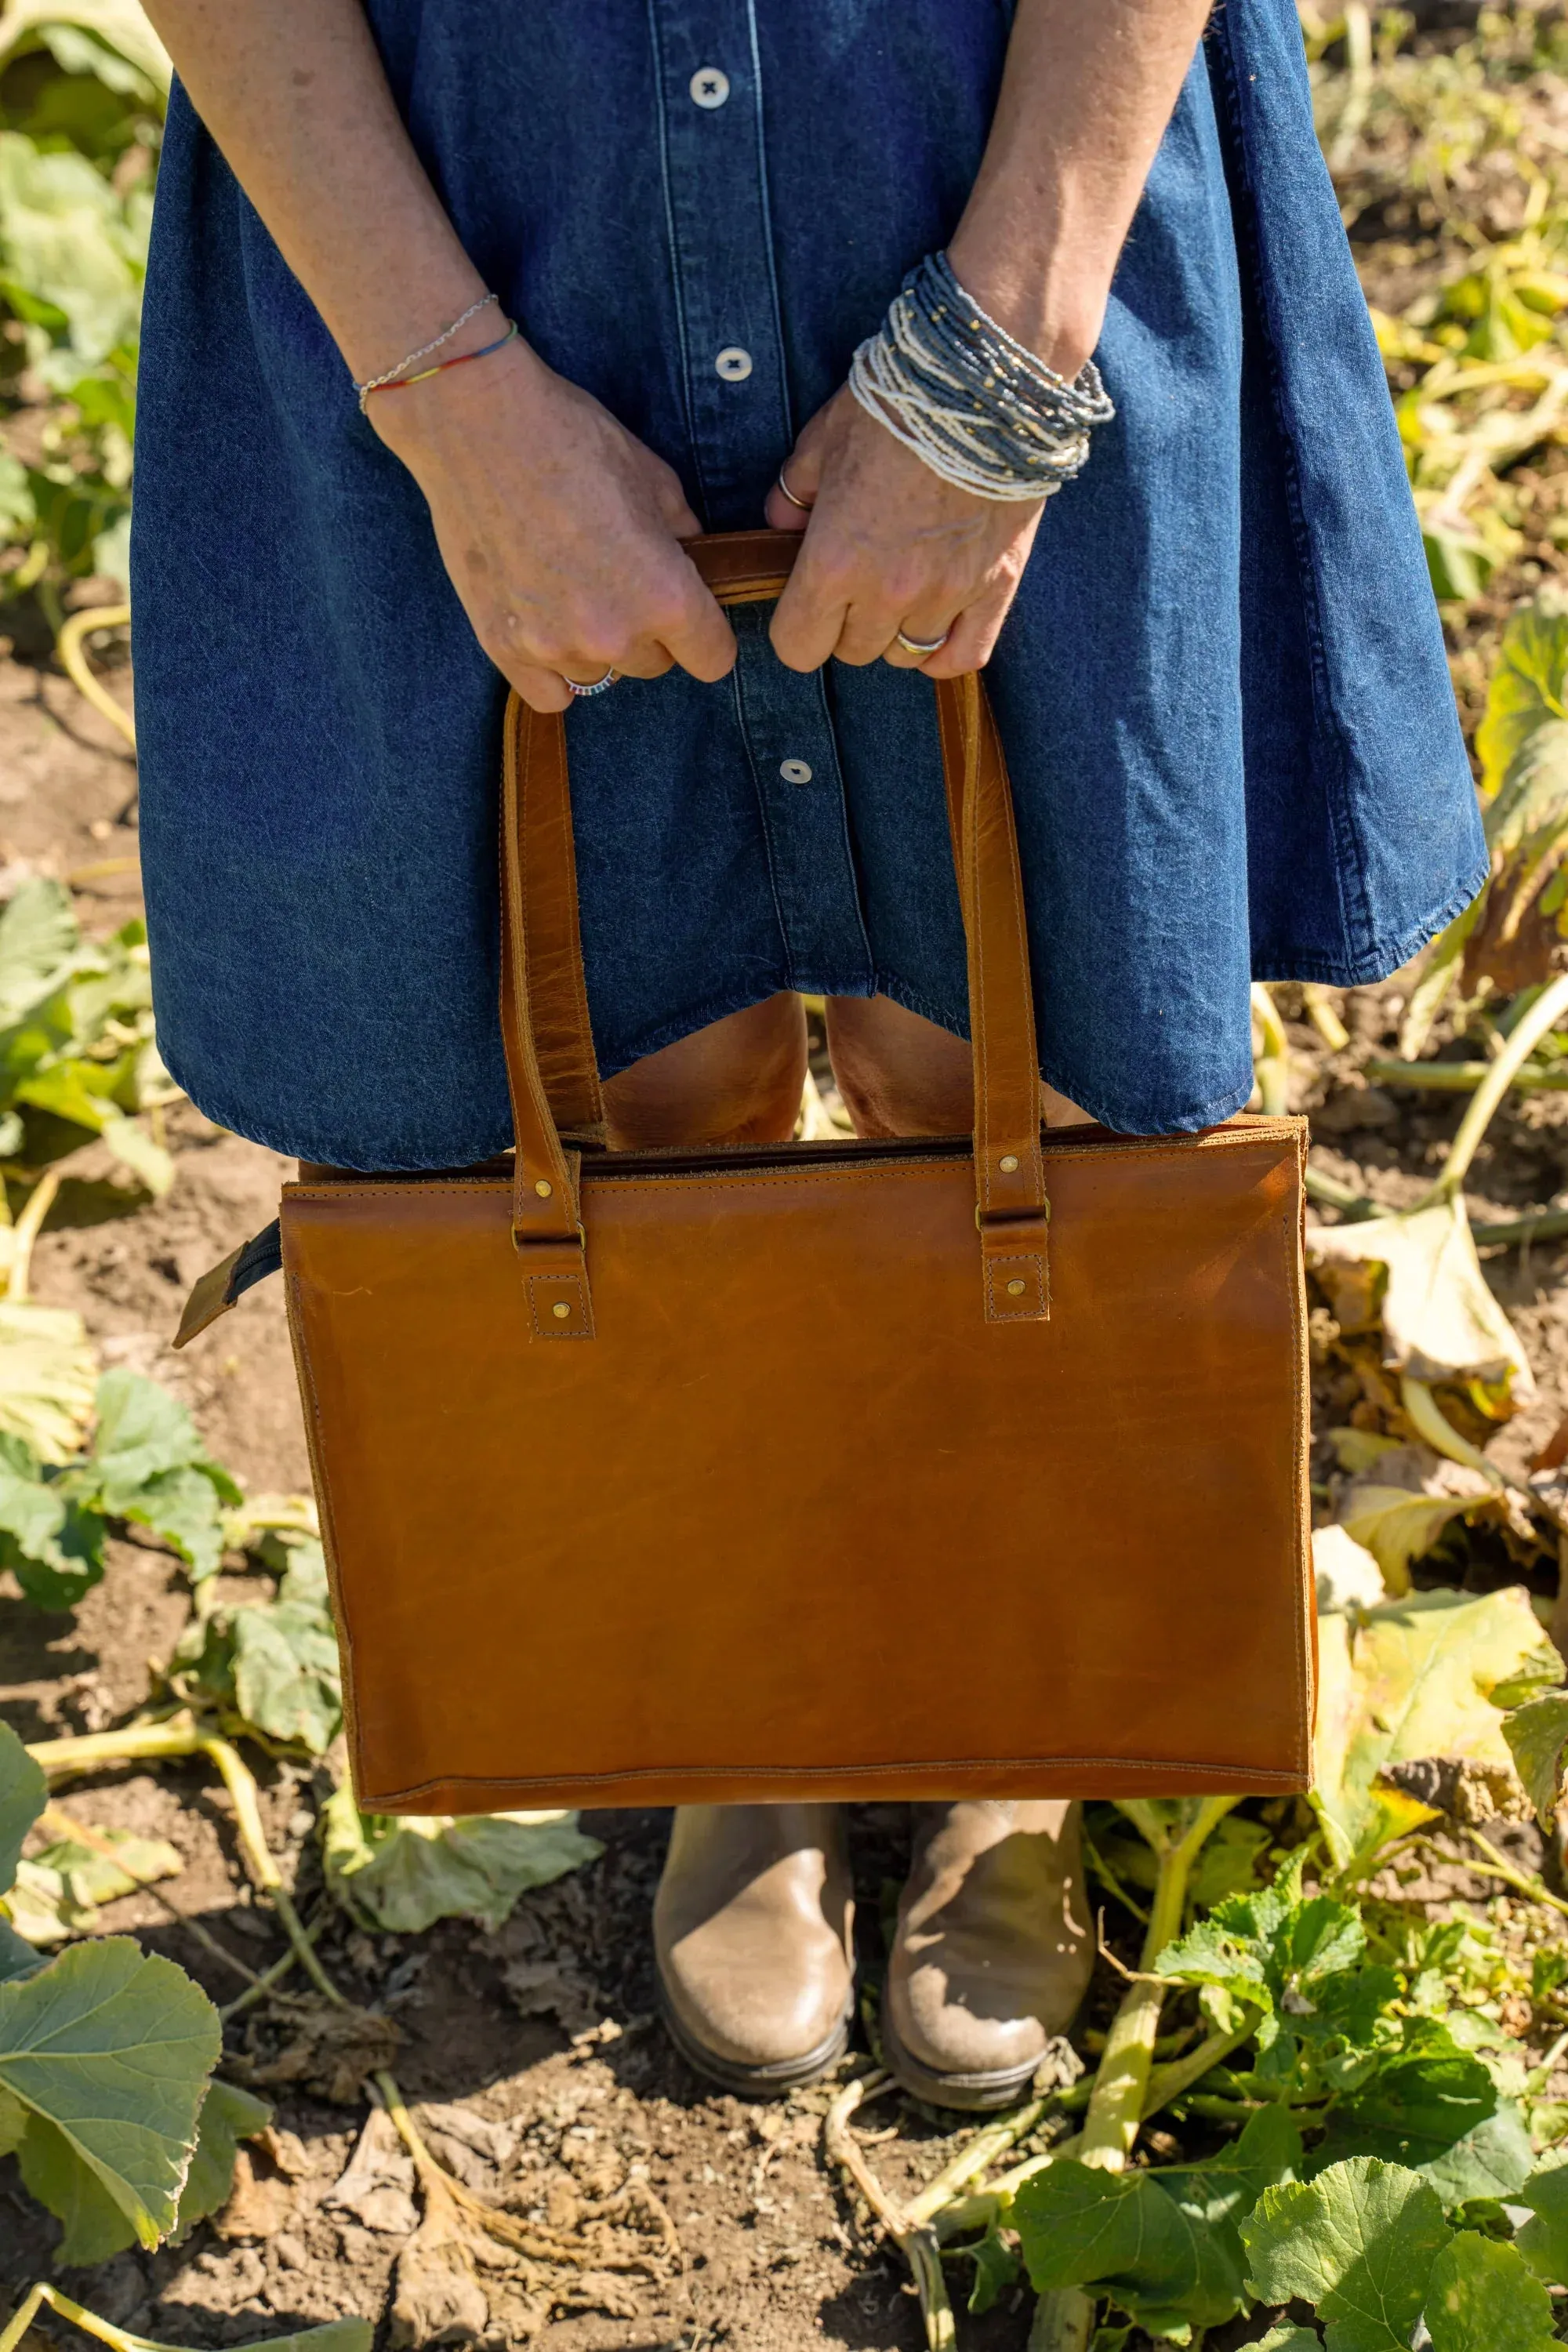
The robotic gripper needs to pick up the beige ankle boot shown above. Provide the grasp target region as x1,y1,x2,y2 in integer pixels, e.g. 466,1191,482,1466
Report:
654,1803,855,2094
884,1800,1093,2110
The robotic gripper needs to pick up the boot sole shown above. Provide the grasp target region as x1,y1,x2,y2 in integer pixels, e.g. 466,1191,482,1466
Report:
657,1982,853,2099
880,2002,1046,2114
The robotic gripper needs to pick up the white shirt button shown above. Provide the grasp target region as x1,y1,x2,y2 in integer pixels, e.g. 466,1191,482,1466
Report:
715,346,753,383
780,759,812,785
690,66,730,108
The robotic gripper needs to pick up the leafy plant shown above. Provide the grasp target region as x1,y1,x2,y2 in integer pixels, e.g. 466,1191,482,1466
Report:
172,1530,343,1752
0,1717,266,2264
0,0,165,609
1243,2154,1561,2351
0,1364,241,1606
321,1786,604,1935
0,875,174,1196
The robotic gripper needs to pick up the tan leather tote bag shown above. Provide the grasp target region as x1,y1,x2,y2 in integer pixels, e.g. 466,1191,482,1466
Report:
180,530,1314,1815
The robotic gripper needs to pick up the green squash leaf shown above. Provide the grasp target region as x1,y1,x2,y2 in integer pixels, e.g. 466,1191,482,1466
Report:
0,1936,220,2249
0,879,84,1022
952,2219,1020,2314
176,2077,272,2238
0,1918,42,1983
1014,2107,1301,2336
1423,2230,1557,2351
322,1787,604,1935
0,1717,46,1894
1310,2021,1499,2177
1240,2157,1452,2352
1515,2149,1568,2288
1502,1690,1568,1831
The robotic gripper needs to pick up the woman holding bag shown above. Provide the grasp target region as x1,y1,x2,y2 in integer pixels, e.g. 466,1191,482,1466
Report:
134,0,1483,2108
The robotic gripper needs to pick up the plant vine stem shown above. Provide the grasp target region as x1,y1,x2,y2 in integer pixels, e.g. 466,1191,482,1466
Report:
1028,1802,1237,2352
218,1910,328,2022
6,1165,64,1304
1400,1374,1568,1540
35,1803,262,1985
1467,1831,1568,1923
1076,1798,1240,2169
1413,970,1568,1210
823,2071,957,2352
1366,1058,1568,1094
0,2281,184,2352
27,1716,347,2010
56,603,136,752
1251,983,1290,1116
905,2093,1059,2226
1304,1165,1381,1221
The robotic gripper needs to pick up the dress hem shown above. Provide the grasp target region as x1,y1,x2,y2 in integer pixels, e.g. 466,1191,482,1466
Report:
159,859,1487,1168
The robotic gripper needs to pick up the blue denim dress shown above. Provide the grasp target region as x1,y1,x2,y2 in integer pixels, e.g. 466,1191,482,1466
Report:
129,0,1486,1165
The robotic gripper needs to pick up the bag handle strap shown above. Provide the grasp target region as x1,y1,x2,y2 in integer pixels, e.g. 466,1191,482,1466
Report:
501,528,1049,1327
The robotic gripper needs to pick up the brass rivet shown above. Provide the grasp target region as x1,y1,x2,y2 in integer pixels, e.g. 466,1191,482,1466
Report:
552,1301,572,1319
1007,1278,1027,1297
534,1178,554,1198
1000,1153,1019,1173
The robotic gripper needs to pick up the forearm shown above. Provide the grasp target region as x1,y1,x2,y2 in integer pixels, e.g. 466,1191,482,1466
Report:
139,0,486,383
948,0,1216,374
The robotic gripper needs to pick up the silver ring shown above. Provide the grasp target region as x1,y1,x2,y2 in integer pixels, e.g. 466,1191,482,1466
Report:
775,466,813,514
895,628,950,657
565,669,618,698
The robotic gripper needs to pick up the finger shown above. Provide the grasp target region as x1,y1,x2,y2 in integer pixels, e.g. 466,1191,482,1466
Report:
610,641,677,682
881,603,964,670
763,434,826,535
770,539,852,672
659,566,739,685
921,578,1016,679
511,662,573,714
639,445,705,540
831,592,909,668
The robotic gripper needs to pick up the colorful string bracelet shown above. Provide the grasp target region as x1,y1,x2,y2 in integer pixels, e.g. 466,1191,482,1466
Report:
354,294,520,412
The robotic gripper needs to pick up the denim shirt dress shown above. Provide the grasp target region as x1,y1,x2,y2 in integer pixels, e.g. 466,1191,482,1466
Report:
129,0,1486,1167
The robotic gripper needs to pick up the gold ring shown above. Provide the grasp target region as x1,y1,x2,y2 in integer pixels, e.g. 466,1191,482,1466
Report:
775,466,813,514
895,629,950,658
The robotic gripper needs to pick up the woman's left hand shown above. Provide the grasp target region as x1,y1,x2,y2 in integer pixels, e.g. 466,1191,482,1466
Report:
764,384,1046,677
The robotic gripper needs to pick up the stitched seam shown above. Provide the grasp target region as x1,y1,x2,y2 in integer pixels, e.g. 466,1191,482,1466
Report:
281,1271,368,1798
556,739,601,1122
644,0,706,507
993,700,1045,1205
527,1272,593,1341
284,1131,1305,1204
365,1755,1309,1800
985,1253,1047,1320
731,631,799,987
1279,1147,1314,1772
744,0,796,447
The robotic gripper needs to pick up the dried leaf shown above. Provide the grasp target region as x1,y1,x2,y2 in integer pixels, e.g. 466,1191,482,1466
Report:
1309,1197,1535,1404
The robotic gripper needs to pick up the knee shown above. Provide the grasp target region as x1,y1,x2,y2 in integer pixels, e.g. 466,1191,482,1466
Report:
826,994,973,1140
603,993,807,1149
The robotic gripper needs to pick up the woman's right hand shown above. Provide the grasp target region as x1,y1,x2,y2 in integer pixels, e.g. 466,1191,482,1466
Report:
368,336,736,713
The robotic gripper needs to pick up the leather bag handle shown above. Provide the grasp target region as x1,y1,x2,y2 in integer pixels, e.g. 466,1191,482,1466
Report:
501,528,1050,1329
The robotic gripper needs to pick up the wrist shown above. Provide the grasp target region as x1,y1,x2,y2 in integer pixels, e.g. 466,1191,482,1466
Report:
364,329,549,455
944,220,1106,381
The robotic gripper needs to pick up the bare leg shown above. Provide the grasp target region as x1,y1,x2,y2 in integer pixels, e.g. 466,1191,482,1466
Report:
601,991,808,1149
824,991,1091,1134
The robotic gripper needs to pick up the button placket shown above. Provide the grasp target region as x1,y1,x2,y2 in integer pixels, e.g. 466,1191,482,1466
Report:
733,609,874,995
647,1,793,527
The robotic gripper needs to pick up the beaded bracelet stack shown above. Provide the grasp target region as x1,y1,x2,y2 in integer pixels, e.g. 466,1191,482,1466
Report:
849,250,1115,503
354,291,518,414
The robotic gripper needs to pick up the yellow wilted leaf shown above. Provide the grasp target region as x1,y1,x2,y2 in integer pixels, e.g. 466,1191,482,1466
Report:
1308,1195,1534,1406
1312,1586,1545,1873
